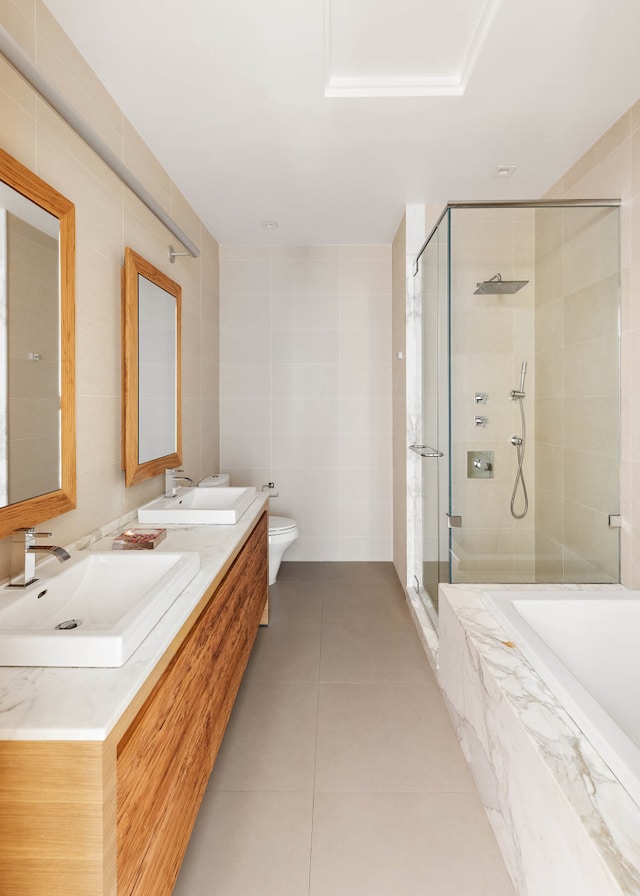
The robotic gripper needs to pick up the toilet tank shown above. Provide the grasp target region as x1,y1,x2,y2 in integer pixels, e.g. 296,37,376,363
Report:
198,473,230,488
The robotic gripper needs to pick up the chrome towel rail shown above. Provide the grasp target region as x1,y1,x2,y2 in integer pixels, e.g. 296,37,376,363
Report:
409,444,443,458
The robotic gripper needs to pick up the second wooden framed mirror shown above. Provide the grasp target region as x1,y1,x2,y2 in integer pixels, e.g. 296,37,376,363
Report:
122,248,182,487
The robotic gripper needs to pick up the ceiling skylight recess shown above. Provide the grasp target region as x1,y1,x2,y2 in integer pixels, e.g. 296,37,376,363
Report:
324,0,502,98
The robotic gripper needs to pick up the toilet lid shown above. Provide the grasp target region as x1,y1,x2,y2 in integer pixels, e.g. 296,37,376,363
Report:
269,516,297,535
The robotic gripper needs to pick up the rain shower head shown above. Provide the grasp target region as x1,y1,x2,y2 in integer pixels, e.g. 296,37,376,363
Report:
474,273,529,295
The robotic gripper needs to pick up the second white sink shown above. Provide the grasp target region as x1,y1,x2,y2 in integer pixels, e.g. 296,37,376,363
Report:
138,486,257,525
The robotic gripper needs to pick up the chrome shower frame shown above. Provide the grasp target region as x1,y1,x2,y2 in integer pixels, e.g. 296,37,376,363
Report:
410,197,621,612
414,199,621,275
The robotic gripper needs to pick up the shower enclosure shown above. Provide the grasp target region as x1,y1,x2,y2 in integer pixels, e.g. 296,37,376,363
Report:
411,201,620,620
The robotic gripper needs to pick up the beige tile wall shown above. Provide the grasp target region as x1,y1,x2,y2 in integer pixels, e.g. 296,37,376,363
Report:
533,206,619,582
219,244,392,561
449,208,536,582
0,0,220,573
544,100,640,587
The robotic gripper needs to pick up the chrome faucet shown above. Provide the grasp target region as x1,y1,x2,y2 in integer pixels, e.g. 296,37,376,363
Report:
9,528,71,588
164,468,194,498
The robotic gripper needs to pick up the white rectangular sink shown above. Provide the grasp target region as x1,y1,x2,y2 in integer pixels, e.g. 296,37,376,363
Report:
138,486,257,525
0,550,200,667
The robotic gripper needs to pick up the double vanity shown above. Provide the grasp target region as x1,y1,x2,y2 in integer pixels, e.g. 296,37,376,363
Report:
0,492,269,896
0,141,270,894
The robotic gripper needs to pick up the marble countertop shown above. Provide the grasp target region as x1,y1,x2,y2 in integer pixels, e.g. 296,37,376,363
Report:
0,495,268,742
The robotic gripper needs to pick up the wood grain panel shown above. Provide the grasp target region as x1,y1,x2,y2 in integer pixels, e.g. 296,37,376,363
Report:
117,511,268,896
0,741,115,896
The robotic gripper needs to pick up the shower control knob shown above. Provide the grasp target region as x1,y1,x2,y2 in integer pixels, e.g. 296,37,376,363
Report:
473,458,492,471
474,393,488,404
474,416,488,427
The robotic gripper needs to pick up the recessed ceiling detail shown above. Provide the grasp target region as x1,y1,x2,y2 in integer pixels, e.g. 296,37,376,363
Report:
324,0,502,97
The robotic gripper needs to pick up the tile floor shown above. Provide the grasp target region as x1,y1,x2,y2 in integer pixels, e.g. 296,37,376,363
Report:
173,562,516,896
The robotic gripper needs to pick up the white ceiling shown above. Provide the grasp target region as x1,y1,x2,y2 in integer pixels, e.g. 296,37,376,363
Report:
42,0,640,245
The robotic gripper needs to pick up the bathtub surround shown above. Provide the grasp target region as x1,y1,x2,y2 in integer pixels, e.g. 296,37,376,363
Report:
439,583,640,896
0,0,220,578
219,244,392,562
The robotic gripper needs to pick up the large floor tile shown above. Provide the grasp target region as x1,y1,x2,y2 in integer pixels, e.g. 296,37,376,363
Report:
322,581,417,630
315,682,475,792
243,623,321,683
267,581,324,626
209,678,318,791
319,613,432,683
309,791,516,896
322,561,401,585
277,561,326,582
174,789,313,896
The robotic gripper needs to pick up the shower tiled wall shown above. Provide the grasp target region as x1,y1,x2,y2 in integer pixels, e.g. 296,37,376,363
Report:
449,208,536,582
533,207,620,582
544,100,640,588
219,244,392,561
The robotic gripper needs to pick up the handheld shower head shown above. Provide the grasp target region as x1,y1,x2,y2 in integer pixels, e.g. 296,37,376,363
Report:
519,361,527,394
510,361,528,400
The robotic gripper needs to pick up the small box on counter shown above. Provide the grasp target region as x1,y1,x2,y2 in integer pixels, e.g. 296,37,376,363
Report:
112,527,167,550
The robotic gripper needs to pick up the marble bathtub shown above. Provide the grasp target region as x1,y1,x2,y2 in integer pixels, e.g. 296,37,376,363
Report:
435,583,640,896
483,589,640,811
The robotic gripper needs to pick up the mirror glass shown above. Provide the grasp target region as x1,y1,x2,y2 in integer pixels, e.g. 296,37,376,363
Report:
138,274,178,463
122,248,182,486
0,148,75,538
1,187,60,503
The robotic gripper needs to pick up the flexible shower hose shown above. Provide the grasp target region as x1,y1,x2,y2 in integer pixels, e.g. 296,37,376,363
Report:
510,396,529,519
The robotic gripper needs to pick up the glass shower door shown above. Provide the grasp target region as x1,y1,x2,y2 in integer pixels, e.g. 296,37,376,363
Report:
413,213,450,617
446,203,620,585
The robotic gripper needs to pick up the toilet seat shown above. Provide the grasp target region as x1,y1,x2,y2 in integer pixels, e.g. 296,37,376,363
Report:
269,516,297,535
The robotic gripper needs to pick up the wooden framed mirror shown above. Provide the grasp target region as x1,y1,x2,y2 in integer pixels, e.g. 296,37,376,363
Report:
122,248,182,487
0,147,76,539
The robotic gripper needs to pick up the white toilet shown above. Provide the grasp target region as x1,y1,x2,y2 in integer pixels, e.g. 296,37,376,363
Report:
267,516,298,585
198,474,298,585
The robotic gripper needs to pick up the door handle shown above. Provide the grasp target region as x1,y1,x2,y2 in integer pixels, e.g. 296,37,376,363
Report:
409,444,443,458
446,513,462,528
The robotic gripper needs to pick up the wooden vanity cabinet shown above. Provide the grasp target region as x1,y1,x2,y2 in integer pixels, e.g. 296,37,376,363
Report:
0,511,268,896
117,510,268,895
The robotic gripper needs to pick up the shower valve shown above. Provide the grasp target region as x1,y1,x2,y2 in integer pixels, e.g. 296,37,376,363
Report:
467,450,494,479
474,415,488,427
474,392,488,404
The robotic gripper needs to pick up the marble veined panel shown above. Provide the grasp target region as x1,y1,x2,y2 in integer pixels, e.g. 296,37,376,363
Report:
438,583,640,896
